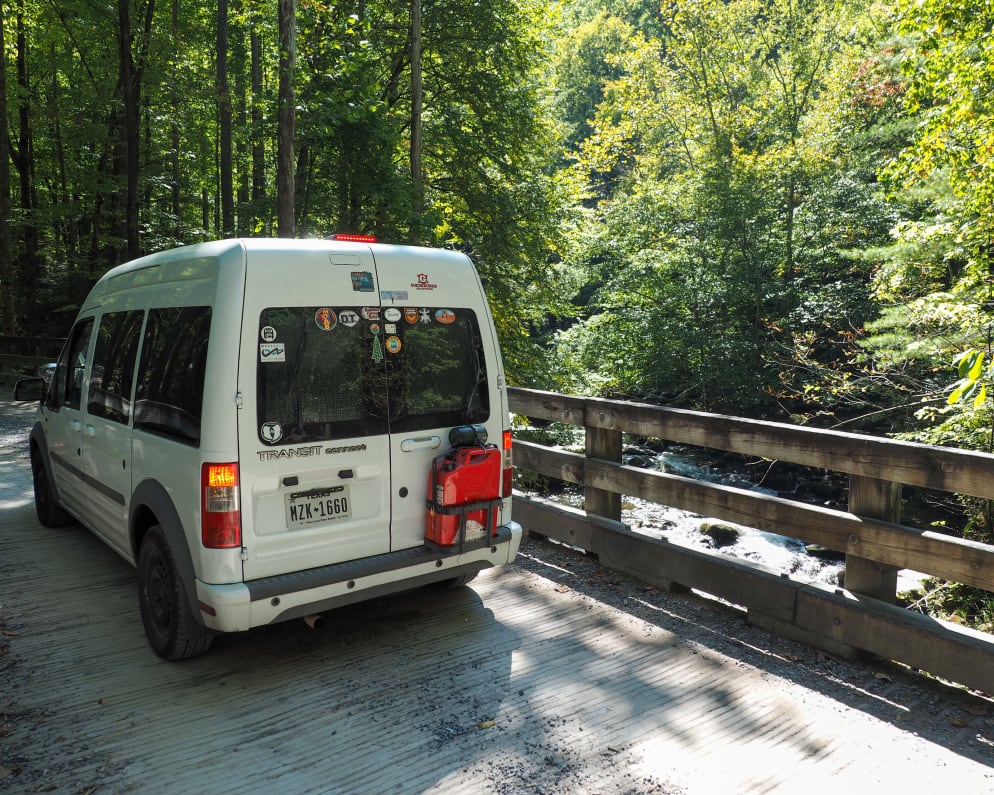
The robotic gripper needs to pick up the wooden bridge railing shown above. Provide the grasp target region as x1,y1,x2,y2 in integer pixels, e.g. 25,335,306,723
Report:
508,387,994,695
0,336,64,386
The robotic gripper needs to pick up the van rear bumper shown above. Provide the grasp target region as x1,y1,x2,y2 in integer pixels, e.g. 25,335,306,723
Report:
196,521,522,632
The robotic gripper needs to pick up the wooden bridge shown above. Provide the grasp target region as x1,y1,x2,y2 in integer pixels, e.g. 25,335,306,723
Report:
509,387,994,697
2,369,994,791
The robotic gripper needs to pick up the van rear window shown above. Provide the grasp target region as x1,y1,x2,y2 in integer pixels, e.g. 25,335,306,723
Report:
256,306,490,445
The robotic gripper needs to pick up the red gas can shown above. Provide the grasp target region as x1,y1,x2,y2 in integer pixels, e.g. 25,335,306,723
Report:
426,446,501,546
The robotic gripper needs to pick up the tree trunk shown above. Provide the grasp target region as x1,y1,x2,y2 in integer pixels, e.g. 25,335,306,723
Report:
119,0,156,260
170,0,181,241
276,0,296,237
232,0,249,233
217,0,234,237
0,10,13,335
251,28,266,220
410,0,423,243
15,0,40,327
118,0,140,260
50,47,78,267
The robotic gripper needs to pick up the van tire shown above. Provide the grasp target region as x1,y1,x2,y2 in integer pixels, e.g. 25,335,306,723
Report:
137,526,214,660
31,449,72,528
442,573,478,588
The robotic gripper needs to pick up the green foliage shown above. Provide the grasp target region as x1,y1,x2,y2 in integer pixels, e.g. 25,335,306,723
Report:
907,578,994,635
2,0,569,388
548,0,881,415
856,1,994,452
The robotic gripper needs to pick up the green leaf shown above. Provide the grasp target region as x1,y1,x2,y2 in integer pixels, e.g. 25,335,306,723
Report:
968,351,985,382
948,381,966,405
954,349,980,378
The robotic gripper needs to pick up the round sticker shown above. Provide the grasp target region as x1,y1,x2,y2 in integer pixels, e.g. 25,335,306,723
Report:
369,322,381,335
435,309,456,324
385,335,402,354
261,422,283,444
261,325,277,342
315,308,337,331
339,310,360,327
384,307,402,322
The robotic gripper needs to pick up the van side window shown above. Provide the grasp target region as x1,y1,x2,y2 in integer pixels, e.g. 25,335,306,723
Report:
51,319,94,411
134,307,212,445
88,310,145,424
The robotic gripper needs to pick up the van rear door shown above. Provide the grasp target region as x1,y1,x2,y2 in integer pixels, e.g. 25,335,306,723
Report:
237,245,391,581
369,247,504,552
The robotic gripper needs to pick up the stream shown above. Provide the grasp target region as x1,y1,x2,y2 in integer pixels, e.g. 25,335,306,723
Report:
522,436,927,595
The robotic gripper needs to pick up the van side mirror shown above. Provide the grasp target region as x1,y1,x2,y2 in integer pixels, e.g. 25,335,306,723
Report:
14,377,45,403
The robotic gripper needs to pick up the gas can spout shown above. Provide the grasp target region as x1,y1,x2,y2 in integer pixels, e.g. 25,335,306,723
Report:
303,614,324,630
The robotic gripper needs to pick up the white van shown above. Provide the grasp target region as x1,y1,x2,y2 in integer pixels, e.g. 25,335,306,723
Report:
15,237,521,660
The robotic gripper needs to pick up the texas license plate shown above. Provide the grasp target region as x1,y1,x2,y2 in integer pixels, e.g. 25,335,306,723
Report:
285,485,351,529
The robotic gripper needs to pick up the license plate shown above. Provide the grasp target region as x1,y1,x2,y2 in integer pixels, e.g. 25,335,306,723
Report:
285,485,351,529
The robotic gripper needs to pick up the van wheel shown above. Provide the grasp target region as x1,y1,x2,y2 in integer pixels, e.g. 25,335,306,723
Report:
441,573,478,589
31,450,72,528
137,526,214,661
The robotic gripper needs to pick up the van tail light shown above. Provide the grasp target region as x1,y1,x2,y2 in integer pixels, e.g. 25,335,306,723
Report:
501,429,513,498
202,463,241,548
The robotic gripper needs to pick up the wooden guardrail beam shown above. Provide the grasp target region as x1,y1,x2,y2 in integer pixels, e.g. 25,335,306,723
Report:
513,440,994,591
510,387,994,500
513,493,994,695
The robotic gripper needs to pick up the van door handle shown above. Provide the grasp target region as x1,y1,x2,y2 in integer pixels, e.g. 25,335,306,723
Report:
400,435,441,452
82,424,96,437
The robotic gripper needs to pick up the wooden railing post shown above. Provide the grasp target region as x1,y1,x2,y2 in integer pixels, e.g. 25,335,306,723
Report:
846,475,901,602
584,403,622,522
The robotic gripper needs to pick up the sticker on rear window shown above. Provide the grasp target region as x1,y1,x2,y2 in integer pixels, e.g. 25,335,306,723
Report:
384,307,402,322
260,342,286,362
351,271,374,292
315,308,337,331
404,308,418,324
386,335,402,354
261,325,277,342
435,309,456,324
261,422,283,444
339,310,360,327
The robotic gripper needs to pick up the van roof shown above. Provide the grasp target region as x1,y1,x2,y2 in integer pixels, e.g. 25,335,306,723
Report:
91,238,471,294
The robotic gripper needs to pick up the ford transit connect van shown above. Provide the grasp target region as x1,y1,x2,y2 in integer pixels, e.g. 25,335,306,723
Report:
15,238,521,660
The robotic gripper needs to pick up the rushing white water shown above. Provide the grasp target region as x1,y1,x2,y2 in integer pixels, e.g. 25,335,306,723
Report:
525,437,926,595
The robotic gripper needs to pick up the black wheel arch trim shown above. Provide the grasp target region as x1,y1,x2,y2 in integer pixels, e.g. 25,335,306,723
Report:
28,421,56,480
129,479,205,629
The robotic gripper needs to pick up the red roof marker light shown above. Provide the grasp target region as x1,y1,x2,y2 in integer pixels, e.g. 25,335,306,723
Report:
330,233,378,243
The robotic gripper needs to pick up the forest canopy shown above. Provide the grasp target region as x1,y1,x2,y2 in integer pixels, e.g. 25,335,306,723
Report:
2,0,994,455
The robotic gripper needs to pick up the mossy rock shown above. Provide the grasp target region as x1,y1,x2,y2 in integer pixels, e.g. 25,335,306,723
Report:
699,521,740,548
